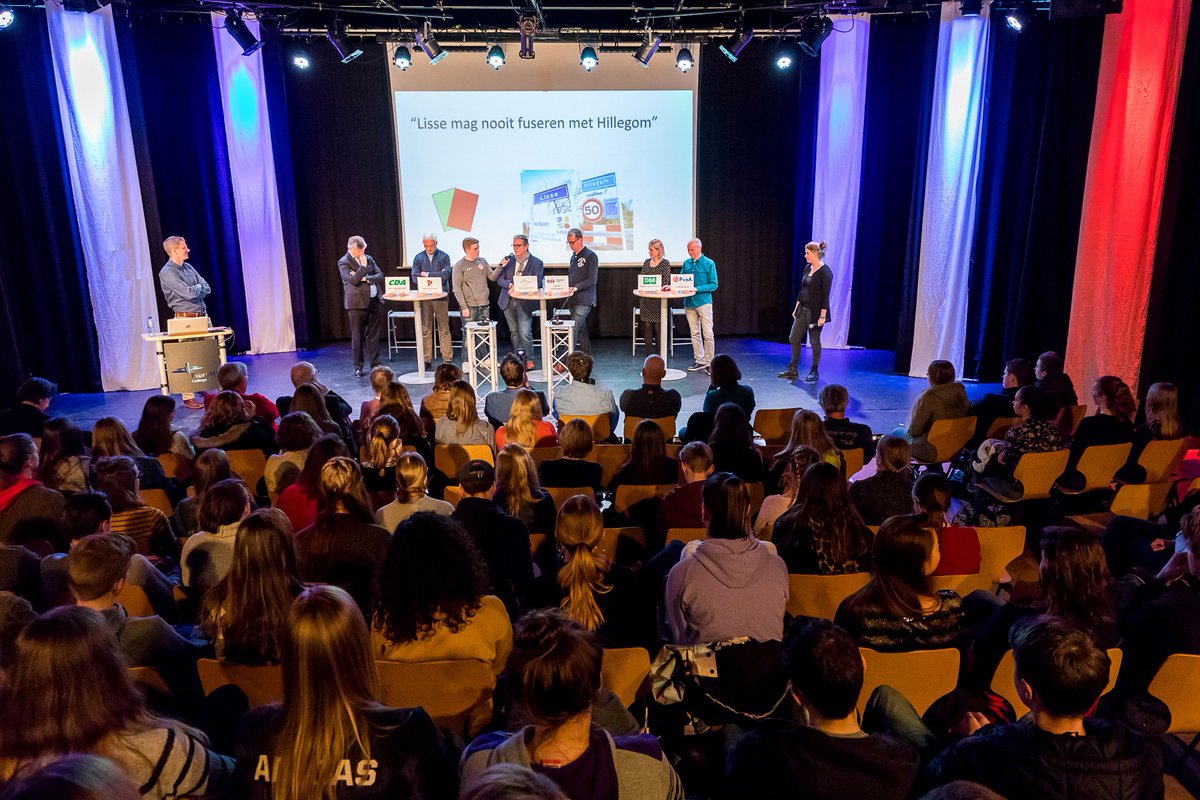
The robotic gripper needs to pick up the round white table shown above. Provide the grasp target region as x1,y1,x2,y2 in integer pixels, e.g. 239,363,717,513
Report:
634,287,696,381
509,287,577,386
384,290,447,384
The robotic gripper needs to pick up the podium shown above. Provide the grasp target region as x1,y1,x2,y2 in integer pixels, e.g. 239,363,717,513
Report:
142,328,233,396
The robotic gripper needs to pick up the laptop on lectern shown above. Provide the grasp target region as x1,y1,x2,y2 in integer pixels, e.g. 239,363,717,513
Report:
166,316,211,335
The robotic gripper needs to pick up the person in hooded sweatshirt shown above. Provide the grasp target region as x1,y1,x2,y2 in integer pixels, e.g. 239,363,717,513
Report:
664,472,787,645
728,619,919,800
898,360,969,463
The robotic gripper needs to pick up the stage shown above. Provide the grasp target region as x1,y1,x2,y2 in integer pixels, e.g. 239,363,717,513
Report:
47,337,1002,437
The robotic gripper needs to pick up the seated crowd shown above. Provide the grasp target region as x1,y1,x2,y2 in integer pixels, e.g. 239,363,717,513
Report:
0,346,1194,800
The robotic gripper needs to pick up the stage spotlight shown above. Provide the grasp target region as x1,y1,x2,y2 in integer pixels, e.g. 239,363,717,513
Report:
632,28,661,67
579,45,599,71
393,45,412,70
774,46,796,69
519,15,537,60
223,10,263,57
675,46,694,72
0,9,13,29
961,0,983,14
486,44,505,69
326,20,363,64
416,24,447,65
719,23,753,62
292,52,310,69
798,16,833,57
1005,9,1030,29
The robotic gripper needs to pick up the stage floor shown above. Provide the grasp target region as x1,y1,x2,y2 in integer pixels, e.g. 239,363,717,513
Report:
49,337,1002,436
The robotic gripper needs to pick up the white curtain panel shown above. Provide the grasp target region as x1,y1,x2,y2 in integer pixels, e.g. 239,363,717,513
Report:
211,13,296,354
811,14,870,350
45,4,161,391
908,2,990,378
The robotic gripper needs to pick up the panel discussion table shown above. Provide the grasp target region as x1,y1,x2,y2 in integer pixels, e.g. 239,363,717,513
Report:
384,289,447,385
633,286,696,381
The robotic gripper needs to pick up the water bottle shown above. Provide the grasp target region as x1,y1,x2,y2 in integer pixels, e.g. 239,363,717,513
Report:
146,316,153,334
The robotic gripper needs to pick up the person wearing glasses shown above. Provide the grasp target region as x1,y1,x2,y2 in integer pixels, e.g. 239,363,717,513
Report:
412,233,454,366
681,237,718,373
565,228,599,353
490,234,544,370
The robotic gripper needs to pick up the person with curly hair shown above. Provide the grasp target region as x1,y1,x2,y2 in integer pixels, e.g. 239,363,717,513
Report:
265,412,322,503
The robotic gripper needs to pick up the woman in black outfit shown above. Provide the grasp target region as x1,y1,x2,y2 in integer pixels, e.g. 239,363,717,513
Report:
638,239,672,354
780,240,832,383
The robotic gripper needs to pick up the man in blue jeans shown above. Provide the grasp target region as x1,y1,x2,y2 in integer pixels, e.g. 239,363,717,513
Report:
565,227,598,353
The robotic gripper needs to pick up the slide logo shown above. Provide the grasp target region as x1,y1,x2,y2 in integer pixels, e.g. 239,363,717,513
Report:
432,187,479,232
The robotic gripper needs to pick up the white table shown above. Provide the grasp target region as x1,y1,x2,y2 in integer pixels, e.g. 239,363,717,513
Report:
509,287,576,386
633,287,696,381
384,290,447,384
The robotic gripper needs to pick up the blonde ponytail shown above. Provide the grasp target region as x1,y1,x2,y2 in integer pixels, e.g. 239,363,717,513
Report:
554,495,610,632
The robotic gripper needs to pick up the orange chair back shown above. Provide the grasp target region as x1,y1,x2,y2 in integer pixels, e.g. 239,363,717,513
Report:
614,483,675,514
1010,450,1070,501
1071,442,1133,493
197,659,284,708
786,572,869,620
116,584,156,618
559,414,610,442
858,648,960,716
156,452,193,481
528,446,563,466
375,659,496,739
597,527,645,563
601,647,651,708
666,527,706,546
226,449,268,497
545,486,594,511
138,488,174,516
917,417,977,464
929,526,1025,596
985,416,1021,440
443,485,465,508
586,444,631,488
433,444,494,479
843,448,865,479
745,481,765,515
1149,653,1200,733
1137,438,1188,484
994,648,1123,717
752,408,802,445
623,416,676,443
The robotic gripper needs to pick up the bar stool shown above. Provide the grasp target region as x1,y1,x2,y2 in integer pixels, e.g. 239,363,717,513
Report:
387,310,417,358
465,321,499,393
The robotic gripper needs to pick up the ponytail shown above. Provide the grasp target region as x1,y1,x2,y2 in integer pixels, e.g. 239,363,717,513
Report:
554,496,610,632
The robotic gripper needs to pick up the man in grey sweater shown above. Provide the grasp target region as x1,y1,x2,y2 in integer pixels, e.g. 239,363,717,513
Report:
452,237,492,322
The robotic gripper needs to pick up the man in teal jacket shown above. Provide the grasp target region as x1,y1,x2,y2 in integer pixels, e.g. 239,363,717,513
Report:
681,238,718,373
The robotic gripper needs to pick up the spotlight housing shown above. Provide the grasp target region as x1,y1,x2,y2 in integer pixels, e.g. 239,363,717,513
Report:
1005,4,1032,30
224,11,263,56
393,44,412,70
487,44,505,69
719,23,753,62
292,52,310,69
632,29,661,67
675,46,694,72
326,20,363,64
416,25,448,65
518,15,537,60
0,9,13,29
798,16,833,57
579,45,599,71
774,46,796,69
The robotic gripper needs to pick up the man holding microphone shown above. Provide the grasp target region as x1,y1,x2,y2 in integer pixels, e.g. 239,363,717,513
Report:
490,234,544,369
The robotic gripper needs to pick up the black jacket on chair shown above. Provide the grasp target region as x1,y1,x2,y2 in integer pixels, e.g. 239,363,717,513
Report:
338,252,385,310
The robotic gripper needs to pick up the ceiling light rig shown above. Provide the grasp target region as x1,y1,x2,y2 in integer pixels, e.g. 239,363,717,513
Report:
393,44,412,69
416,21,447,65
675,45,694,72
719,19,754,63
798,15,833,57
518,15,537,60
632,25,661,67
579,44,599,71
224,9,264,56
486,44,505,69
326,19,363,63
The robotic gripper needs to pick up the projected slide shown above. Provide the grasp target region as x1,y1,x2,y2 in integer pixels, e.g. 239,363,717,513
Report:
393,90,694,266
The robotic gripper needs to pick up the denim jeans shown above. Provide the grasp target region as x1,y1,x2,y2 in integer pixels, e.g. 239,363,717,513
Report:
568,304,592,353
503,301,534,358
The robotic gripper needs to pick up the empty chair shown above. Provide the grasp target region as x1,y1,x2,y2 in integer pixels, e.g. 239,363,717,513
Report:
1057,442,1132,495
977,449,1070,505
1149,653,1200,762
375,658,496,739
1135,438,1189,484
857,647,960,716
786,573,870,621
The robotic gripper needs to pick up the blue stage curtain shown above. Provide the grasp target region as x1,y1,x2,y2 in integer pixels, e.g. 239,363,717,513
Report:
849,14,940,370
962,16,1104,381
0,11,101,396
116,15,252,352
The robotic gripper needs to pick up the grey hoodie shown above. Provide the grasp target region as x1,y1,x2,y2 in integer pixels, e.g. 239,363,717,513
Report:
665,536,788,644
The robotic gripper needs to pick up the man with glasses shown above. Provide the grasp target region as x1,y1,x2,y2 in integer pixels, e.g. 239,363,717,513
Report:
490,234,544,370
565,228,599,353
412,232,453,366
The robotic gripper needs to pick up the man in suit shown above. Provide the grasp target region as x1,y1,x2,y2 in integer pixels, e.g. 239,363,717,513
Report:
338,235,386,378
565,227,599,353
490,234,544,369
411,232,453,366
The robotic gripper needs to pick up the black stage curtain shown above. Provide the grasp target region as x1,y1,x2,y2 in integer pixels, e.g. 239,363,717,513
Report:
1141,2,1200,434
962,16,1104,381
0,13,101,396
276,44,402,343
117,16,252,351
849,14,939,369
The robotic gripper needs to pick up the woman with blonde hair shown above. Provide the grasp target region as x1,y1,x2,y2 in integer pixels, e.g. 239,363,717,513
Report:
293,457,390,617
496,389,557,449
494,443,556,537
0,606,233,798
849,435,915,525
90,416,175,495
233,585,458,800
435,380,494,449
1121,381,1185,483
527,495,655,651
766,409,841,492
375,452,453,531
361,414,403,496
637,239,672,353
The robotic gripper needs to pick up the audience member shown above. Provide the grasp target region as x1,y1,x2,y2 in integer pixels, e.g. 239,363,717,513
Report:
180,477,249,591
835,515,965,651
618,355,682,421
913,473,980,577
849,436,915,526
702,354,755,419
201,361,278,428
90,416,175,495
375,452,453,531
707,403,764,482
553,351,619,438
1064,375,1136,476
287,381,350,449
132,395,194,458
173,447,231,535
766,410,841,493
275,434,350,532
0,753,142,800
0,590,34,669
361,414,404,497
190,390,277,457
92,456,174,560
460,763,568,800
485,355,551,430
611,419,680,490
497,389,558,450
451,459,534,620
1121,381,1184,482
265,411,321,501
233,585,458,799
0,434,64,547
819,384,877,462
0,540,40,609
1034,351,1078,410
419,363,462,435
755,445,821,540
902,361,969,463
926,619,1161,799
0,377,55,438
0,606,232,797
359,363,396,425
728,620,920,800
773,462,872,574
970,385,1061,500
665,473,787,644
274,360,353,424
435,380,495,450
35,417,89,493
495,444,557,537
200,509,301,664
536,418,603,493
966,358,1034,449
293,457,390,618
460,608,682,799
656,442,715,541
376,380,432,463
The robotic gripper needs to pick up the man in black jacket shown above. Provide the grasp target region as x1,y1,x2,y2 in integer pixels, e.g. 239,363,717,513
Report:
966,358,1035,449
450,460,533,619
338,235,386,378
0,378,55,438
